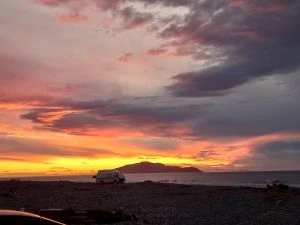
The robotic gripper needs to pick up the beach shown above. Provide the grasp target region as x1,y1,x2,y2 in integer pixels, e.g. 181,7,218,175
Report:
0,181,300,225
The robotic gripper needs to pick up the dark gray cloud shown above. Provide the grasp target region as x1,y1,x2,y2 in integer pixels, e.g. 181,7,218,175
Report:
164,0,300,96
125,137,179,150
235,139,300,171
119,7,153,29
194,150,219,159
19,73,300,139
21,110,119,133
52,113,118,130
256,140,300,157
20,99,210,137
38,0,300,97
190,104,300,137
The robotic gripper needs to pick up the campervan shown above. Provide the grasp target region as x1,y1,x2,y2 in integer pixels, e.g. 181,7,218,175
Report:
95,170,125,184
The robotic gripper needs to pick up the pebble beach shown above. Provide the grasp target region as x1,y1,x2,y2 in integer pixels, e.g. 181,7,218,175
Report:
1,181,300,225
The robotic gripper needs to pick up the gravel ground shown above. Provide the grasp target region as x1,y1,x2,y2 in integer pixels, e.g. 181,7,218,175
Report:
0,181,300,225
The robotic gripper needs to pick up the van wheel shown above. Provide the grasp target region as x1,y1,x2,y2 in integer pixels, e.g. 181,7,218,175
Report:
100,181,104,184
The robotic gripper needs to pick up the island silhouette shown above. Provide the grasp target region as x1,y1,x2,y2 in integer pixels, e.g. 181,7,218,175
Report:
115,161,203,173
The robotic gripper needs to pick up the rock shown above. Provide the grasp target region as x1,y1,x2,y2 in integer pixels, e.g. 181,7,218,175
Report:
1,188,18,198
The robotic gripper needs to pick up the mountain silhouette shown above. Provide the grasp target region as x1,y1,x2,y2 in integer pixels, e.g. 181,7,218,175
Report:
116,161,203,173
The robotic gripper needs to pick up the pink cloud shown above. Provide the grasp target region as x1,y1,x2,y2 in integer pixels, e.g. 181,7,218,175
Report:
56,11,89,23
146,46,196,58
230,25,266,41
124,20,148,30
33,0,73,7
100,17,115,27
168,48,195,58
230,0,287,12
123,16,153,30
232,31,261,40
146,47,168,56
118,53,134,63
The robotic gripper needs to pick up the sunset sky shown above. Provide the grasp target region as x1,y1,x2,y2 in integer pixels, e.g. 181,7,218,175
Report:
1,0,300,176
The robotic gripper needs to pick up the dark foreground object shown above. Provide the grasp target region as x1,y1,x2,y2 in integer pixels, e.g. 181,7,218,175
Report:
38,208,135,224
0,181,300,225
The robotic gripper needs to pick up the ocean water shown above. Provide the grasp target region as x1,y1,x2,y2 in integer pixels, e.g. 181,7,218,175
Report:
3,171,300,187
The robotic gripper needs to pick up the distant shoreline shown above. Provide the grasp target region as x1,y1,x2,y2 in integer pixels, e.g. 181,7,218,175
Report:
2,170,300,179
1,180,300,188
1,170,300,188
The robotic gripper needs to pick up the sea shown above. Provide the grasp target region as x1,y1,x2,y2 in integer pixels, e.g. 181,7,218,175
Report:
2,171,300,188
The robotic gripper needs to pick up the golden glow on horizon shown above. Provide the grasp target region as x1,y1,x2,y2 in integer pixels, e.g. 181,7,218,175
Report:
0,153,232,177
0,161,52,177
2,129,300,176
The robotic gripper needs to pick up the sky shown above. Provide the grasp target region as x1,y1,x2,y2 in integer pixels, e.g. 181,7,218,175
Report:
0,0,300,176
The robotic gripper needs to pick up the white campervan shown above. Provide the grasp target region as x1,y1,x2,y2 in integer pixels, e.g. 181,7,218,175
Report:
95,170,125,184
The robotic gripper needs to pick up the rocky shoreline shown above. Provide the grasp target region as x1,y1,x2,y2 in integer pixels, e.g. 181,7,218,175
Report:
0,181,300,225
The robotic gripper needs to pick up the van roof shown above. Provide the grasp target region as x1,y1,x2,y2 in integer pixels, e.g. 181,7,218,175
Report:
97,169,121,173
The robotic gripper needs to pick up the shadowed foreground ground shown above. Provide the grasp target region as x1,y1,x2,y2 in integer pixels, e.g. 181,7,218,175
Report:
0,181,300,225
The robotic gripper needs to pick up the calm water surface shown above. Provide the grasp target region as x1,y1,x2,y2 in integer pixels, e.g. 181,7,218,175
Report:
2,171,300,187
